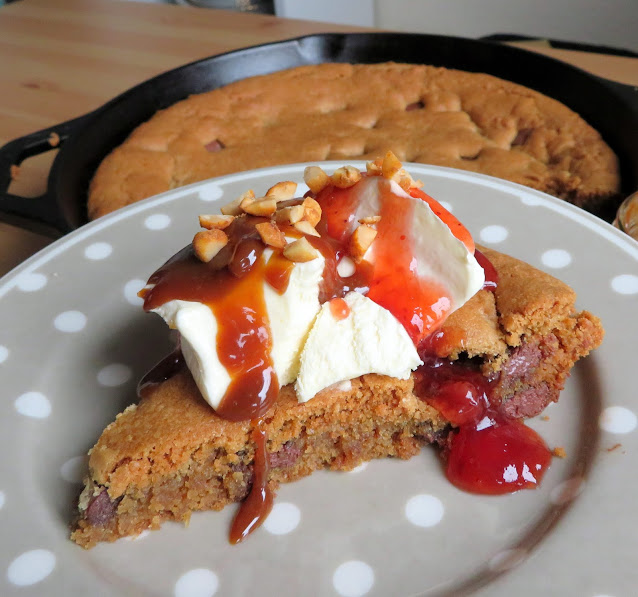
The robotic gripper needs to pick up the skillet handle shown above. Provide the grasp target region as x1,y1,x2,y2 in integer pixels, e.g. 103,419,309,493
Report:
0,115,90,236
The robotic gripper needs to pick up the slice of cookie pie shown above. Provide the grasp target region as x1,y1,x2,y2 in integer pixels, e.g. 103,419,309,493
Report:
72,155,603,548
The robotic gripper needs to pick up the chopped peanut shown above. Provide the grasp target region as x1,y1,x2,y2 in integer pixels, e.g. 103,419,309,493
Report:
331,165,361,189
238,189,257,212
337,256,356,277
220,194,245,216
396,174,413,192
293,220,320,237
199,214,234,230
283,237,319,262
255,221,287,248
193,229,228,263
366,159,383,176
358,215,381,225
399,171,425,190
242,197,278,216
382,151,402,180
275,204,305,225
349,224,377,262
266,181,297,201
304,166,330,194
301,197,322,227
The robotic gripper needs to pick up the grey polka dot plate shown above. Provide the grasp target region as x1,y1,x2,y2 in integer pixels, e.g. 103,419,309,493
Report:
1,164,637,597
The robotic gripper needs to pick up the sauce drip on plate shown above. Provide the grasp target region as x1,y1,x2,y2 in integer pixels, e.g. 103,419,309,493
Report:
414,354,551,494
229,423,274,543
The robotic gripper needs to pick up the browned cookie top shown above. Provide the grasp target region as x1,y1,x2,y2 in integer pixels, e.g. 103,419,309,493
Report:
88,63,620,219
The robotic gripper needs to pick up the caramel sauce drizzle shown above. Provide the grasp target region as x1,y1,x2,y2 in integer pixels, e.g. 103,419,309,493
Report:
142,218,279,422
229,423,273,544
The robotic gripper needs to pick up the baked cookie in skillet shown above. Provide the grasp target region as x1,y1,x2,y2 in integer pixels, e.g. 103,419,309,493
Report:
88,63,620,219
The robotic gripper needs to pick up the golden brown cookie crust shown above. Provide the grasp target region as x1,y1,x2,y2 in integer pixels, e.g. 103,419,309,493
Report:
88,63,620,219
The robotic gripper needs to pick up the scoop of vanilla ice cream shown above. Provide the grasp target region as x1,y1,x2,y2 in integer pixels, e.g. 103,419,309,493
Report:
294,291,422,402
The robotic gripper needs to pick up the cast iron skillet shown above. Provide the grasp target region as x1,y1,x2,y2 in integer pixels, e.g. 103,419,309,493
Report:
1,32,636,235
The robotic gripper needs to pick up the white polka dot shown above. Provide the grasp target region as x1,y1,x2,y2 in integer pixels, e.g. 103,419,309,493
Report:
600,406,637,434
0,490,5,509
349,462,368,474
333,561,374,597
488,548,527,572
97,363,132,387
550,477,585,506
611,274,638,295
84,242,113,260
541,249,572,269
145,214,171,230
405,494,444,528
263,502,300,535
16,272,47,292
54,310,86,333
124,279,145,306
592,594,615,597
60,456,88,484
198,185,224,202
439,200,453,212
0,345,8,364
174,568,219,597
14,392,51,419
479,225,508,244
7,549,56,586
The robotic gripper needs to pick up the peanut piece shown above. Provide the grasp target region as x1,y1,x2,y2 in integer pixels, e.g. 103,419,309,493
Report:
366,159,383,176
358,215,381,225
220,194,245,216
283,237,319,262
255,221,287,249
331,165,361,189
266,181,297,201
301,197,322,227
304,166,330,194
397,174,413,192
238,189,257,212
382,150,402,180
293,220,320,237
242,197,278,216
199,214,234,230
275,204,305,225
349,224,377,262
337,256,356,277
193,229,228,263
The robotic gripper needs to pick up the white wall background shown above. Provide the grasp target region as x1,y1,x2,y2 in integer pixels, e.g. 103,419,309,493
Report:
125,0,638,52
276,0,638,52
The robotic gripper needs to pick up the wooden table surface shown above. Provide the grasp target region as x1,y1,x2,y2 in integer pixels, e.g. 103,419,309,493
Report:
1,0,637,276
